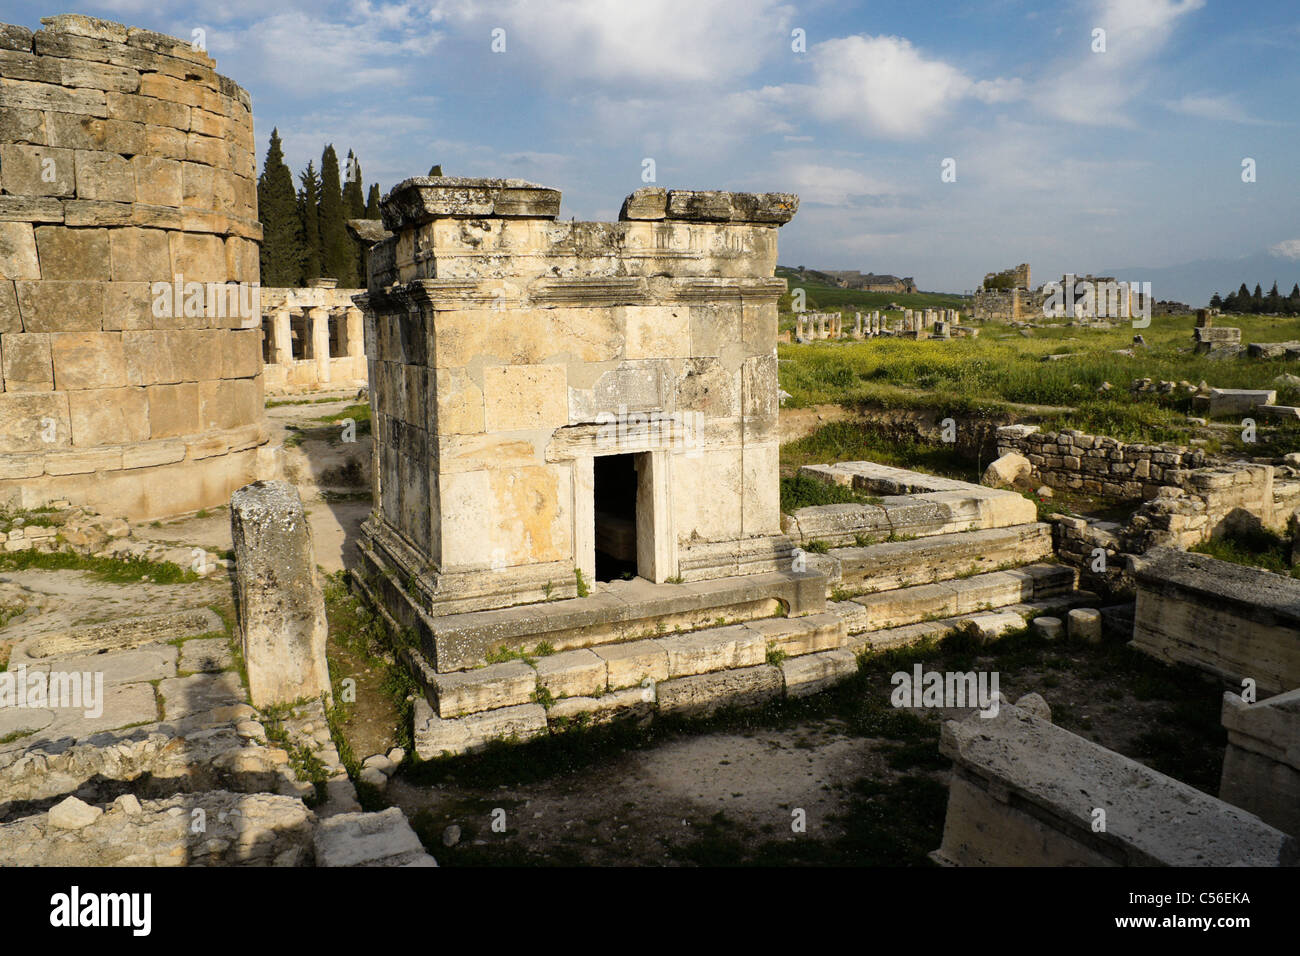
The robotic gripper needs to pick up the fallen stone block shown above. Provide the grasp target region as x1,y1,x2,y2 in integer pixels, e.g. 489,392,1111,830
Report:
313,807,436,867
982,452,1031,488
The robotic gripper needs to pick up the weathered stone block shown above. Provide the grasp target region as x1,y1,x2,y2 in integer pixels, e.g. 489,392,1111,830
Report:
657,664,783,716
532,648,607,699
74,149,134,202
0,221,40,279
659,625,767,677
592,639,670,690
67,385,149,445
0,391,69,451
430,660,536,718
780,647,858,697
142,380,197,434
482,364,567,431
34,225,109,280
0,143,74,196
230,480,332,708
51,330,126,388
1,330,52,389
413,698,548,758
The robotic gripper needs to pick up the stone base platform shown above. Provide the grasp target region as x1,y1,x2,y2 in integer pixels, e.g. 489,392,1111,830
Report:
354,544,827,672
411,607,854,757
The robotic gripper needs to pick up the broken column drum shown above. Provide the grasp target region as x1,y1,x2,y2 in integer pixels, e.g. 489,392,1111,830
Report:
356,178,800,628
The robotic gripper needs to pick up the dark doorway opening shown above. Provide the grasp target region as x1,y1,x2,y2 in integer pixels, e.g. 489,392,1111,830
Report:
594,453,638,582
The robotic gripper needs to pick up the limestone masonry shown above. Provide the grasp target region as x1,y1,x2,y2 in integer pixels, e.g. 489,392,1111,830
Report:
356,179,800,622
0,14,270,518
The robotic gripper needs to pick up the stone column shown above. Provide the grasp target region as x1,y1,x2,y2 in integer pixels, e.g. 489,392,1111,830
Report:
274,308,292,366
309,306,331,384
230,480,332,708
345,305,365,379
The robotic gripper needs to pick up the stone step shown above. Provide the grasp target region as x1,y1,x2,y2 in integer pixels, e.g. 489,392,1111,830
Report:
845,589,1100,654
411,569,827,672
404,607,851,721
830,564,1076,634
815,522,1053,593
412,615,863,758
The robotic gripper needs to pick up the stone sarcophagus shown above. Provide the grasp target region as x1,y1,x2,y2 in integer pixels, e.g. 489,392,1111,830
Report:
355,177,799,623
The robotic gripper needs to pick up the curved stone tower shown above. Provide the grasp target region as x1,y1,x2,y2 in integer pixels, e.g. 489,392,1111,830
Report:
0,15,268,518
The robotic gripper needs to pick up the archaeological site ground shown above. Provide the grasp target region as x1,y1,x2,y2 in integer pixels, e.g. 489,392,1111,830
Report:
0,5,1295,938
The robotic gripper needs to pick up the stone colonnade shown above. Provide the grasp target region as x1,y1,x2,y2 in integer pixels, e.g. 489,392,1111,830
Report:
260,283,367,394
793,308,964,342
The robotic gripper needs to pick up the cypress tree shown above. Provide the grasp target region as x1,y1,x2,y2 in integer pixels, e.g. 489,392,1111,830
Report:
318,144,355,286
1266,280,1281,313
256,128,303,286
365,183,381,219
298,161,322,284
343,150,367,220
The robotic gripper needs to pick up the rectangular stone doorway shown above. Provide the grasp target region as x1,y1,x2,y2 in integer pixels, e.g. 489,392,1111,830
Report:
593,453,638,581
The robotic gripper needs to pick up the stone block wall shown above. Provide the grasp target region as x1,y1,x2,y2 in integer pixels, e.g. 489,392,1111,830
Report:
996,425,1206,500
358,179,798,614
0,15,268,518
1125,462,1276,550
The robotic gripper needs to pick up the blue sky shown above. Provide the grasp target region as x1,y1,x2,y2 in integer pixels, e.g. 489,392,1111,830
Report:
6,1,1300,299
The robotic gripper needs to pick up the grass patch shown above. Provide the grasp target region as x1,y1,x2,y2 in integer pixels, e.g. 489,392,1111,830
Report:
0,549,199,584
1191,524,1298,577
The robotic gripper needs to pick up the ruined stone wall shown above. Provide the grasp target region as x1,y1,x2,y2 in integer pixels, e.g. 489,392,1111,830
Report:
996,425,1206,500
1125,462,1277,550
971,287,1044,322
358,179,797,614
0,15,267,518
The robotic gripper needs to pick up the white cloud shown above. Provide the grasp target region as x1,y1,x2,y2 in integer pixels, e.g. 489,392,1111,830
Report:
431,0,793,86
778,163,894,206
803,35,978,138
1033,0,1205,125
1270,240,1300,260
1165,93,1281,125
227,8,442,95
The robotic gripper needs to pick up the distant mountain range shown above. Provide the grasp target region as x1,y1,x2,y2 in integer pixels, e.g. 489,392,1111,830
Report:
1097,250,1300,308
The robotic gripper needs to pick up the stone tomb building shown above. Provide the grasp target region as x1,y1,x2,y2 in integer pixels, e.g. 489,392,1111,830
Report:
356,179,801,635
